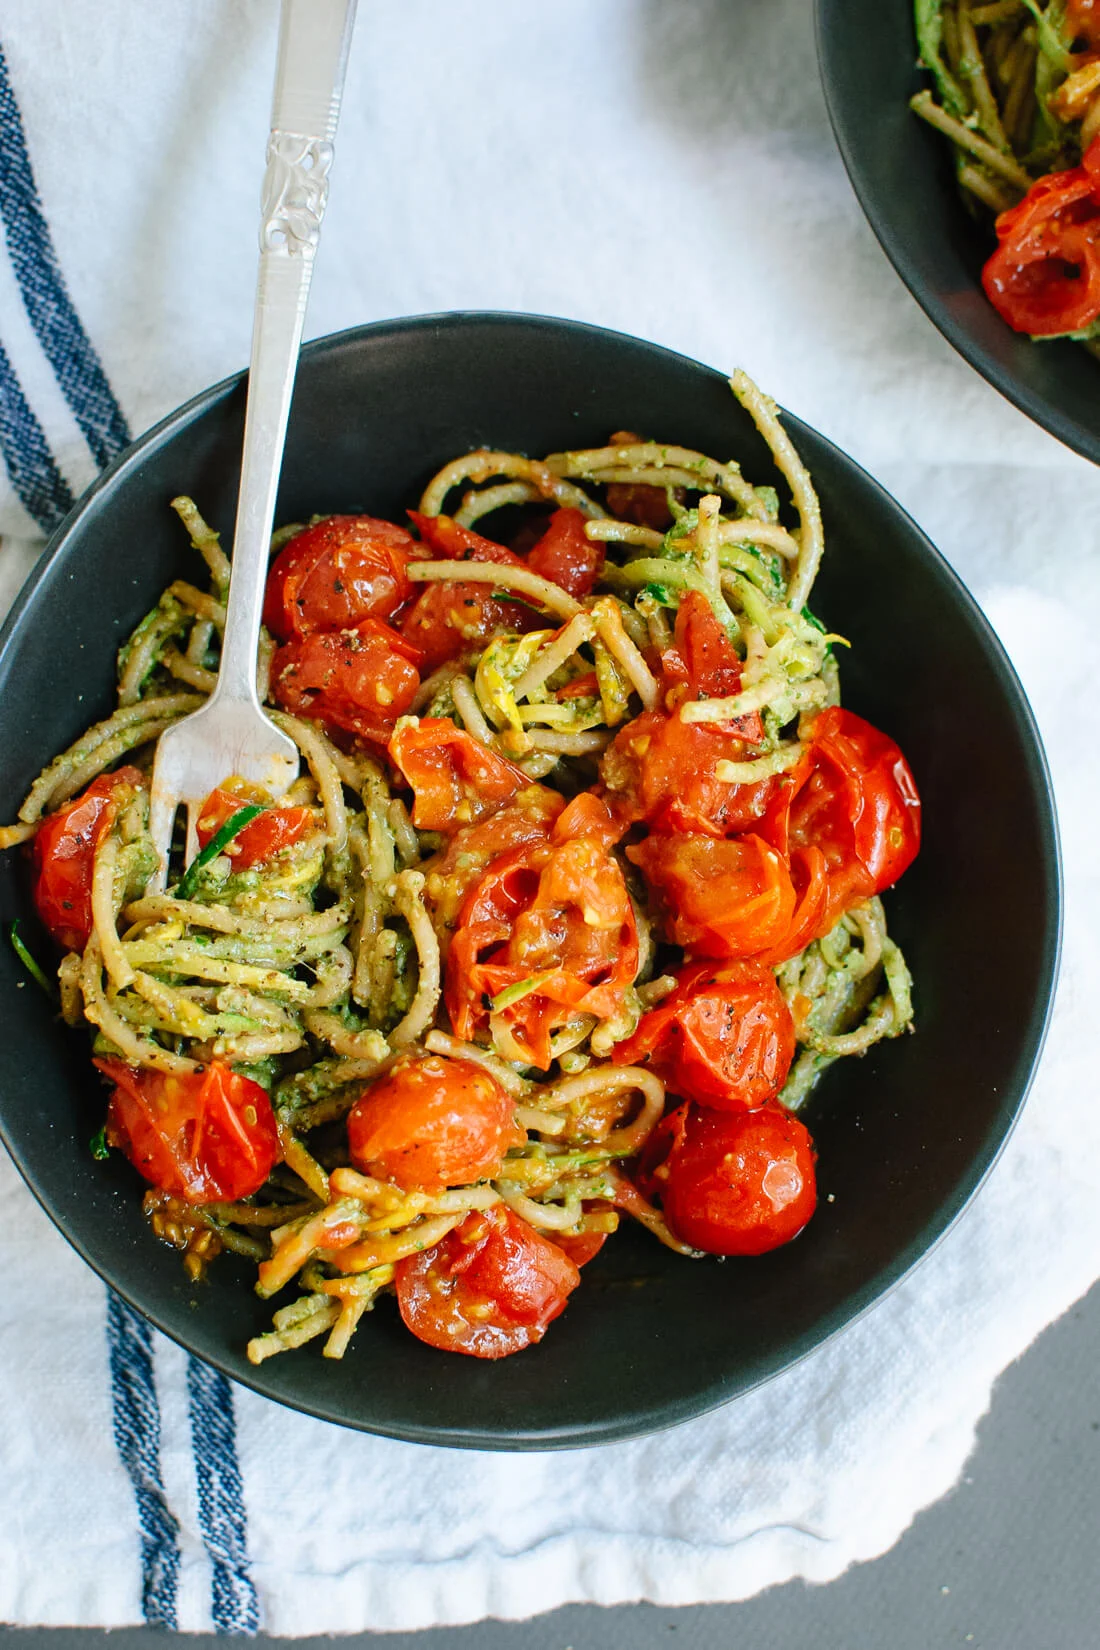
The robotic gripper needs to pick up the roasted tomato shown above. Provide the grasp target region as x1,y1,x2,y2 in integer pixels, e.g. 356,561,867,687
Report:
388,716,533,831
271,617,422,743
627,831,797,962
398,512,540,672
1067,0,1100,47
603,429,682,529
32,767,146,952
194,787,317,867
346,1055,523,1193
613,960,795,1111
599,595,767,836
525,507,604,597
650,1102,816,1256
262,514,416,640
762,707,921,919
395,1205,581,1358
982,137,1100,336
447,834,639,1069
422,788,566,937
98,1058,280,1203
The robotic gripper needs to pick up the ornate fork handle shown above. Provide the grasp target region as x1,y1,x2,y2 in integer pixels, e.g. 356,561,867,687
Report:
261,133,335,256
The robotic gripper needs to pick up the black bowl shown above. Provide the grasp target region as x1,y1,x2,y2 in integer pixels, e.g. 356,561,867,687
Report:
817,0,1100,464
0,313,1060,1448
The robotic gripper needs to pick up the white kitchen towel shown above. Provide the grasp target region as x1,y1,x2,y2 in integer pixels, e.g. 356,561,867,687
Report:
1,0,1098,1634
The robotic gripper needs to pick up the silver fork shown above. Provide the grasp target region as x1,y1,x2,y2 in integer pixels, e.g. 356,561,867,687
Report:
147,0,358,892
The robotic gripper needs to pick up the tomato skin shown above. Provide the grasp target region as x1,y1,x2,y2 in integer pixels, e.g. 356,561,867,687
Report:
601,709,774,838
660,591,752,704
398,512,540,672
97,1058,280,1204
388,716,533,831
447,834,639,1070
195,788,317,867
346,1055,523,1193
526,508,604,597
424,788,565,937
627,831,797,962
395,1205,581,1358
613,960,795,1111
982,138,1100,336
32,767,146,952
262,514,416,641
655,1103,817,1256
271,617,422,743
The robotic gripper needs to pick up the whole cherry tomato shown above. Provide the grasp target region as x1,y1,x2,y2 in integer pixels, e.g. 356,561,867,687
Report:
195,787,317,867
346,1055,523,1193
652,1102,817,1256
271,617,422,743
388,716,533,831
525,508,605,597
262,514,416,641
97,1058,280,1203
613,960,795,1110
398,513,540,672
32,767,146,952
447,834,639,1070
626,831,796,962
395,1205,581,1358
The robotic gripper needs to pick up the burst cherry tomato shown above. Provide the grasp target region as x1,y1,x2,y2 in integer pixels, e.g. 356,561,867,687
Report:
262,514,416,641
395,1205,581,1358
32,767,146,952
651,1102,817,1256
982,137,1100,336
388,716,533,831
447,834,639,1070
627,831,797,962
347,1055,523,1193
271,617,422,743
525,508,605,597
613,960,795,1111
424,788,566,936
195,788,317,867
97,1058,280,1203
398,512,540,672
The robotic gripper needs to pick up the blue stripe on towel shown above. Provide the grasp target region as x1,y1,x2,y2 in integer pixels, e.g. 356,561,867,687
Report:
107,1292,182,1629
187,1359,260,1635
0,333,73,530
0,41,131,468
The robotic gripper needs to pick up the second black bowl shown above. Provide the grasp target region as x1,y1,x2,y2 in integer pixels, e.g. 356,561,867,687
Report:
0,313,1060,1447
817,0,1100,464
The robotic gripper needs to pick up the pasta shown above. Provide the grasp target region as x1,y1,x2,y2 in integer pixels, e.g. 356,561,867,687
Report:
3,374,921,1364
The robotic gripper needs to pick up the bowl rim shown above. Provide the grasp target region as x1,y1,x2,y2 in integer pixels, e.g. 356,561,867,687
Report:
0,310,1065,1447
814,0,1100,468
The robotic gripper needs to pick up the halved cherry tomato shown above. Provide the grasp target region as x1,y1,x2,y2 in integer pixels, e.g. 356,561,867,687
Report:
647,1102,816,1256
447,834,639,1069
97,1058,280,1203
388,716,532,831
347,1054,523,1193
32,767,146,952
613,960,795,1111
982,137,1100,336
398,513,540,671
660,590,755,705
627,831,797,962
195,787,317,867
271,617,422,743
761,707,921,915
395,1205,581,1358
525,508,604,597
262,514,416,641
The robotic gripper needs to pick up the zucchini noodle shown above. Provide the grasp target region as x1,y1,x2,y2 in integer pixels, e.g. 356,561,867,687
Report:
2,371,918,1367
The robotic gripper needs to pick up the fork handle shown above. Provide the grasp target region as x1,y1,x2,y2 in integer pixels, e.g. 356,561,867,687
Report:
212,0,358,708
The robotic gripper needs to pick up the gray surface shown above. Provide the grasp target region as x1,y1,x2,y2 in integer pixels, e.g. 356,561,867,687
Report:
5,1275,1100,1647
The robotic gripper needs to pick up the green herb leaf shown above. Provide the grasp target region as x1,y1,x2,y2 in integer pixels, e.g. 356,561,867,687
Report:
174,803,264,900
89,1126,110,1161
643,581,674,606
8,920,54,997
801,605,826,634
